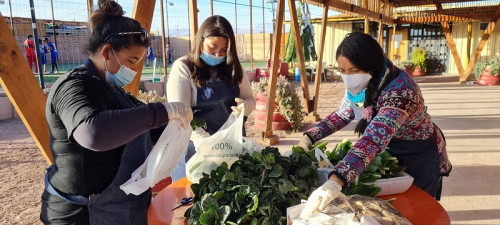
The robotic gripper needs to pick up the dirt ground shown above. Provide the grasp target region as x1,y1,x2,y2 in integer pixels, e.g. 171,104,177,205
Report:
0,75,459,224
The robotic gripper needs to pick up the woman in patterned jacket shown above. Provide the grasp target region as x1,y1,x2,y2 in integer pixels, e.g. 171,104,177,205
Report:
299,32,452,217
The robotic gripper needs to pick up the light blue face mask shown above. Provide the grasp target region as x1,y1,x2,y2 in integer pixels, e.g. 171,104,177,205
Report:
200,50,226,66
105,49,137,87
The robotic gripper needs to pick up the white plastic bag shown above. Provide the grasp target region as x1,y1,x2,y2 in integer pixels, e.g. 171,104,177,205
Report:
185,106,245,183
120,119,192,195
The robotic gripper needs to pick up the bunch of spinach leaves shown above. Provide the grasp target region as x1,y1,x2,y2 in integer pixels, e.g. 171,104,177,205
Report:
293,139,405,197
185,147,319,225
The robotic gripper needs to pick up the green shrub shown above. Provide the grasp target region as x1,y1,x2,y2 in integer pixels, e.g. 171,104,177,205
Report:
410,48,428,72
473,56,500,79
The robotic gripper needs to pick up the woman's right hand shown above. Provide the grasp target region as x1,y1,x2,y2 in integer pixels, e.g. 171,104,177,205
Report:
164,102,193,129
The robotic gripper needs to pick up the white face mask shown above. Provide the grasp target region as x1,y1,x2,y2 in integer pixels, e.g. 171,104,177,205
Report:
341,73,372,96
104,49,137,87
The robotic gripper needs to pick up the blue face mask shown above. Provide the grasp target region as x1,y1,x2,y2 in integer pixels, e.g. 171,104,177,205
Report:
200,50,226,66
105,49,137,87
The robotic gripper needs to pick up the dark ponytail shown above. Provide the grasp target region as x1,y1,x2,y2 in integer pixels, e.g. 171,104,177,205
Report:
86,0,150,54
336,32,385,136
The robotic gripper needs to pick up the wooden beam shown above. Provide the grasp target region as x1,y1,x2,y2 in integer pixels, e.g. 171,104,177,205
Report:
87,0,94,33
261,0,285,145
462,4,500,82
304,0,394,24
288,0,311,113
396,14,491,24
126,0,156,96
466,22,472,68
377,1,384,46
311,2,329,122
393,0,488,7
188,0,198,50
250,0,254,70
391,25,396,60
0,14,52,164
436,3,465,81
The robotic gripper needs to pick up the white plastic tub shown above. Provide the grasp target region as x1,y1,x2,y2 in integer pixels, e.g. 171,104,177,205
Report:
317,169,414,196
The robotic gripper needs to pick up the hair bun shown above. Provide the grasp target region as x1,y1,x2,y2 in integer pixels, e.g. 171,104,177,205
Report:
98,0,124,17
91,0,124,30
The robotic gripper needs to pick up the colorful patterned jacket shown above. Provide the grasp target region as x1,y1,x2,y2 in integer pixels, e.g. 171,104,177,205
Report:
304,63,452,185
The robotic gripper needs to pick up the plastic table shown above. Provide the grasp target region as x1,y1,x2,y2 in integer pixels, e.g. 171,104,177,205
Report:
148,177,450,225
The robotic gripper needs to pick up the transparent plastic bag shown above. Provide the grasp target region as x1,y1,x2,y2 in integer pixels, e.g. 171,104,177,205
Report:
185,106,245,183
120,119,192,195
289,193,412,225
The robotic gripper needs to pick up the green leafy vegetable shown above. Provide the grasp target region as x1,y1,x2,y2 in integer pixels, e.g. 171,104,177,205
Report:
186,147,318,225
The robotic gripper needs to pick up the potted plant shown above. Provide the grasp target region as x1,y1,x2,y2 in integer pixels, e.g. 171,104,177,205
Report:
251,77,305,131
410,48,428,76
394,59,415,75
474,56,500,86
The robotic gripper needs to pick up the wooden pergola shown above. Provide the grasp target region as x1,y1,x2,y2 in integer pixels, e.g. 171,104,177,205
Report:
0,0,499,165
260,0,500,144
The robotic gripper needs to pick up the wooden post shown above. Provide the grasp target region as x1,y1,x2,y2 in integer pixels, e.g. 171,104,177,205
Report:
9,0,14,36
0,14,52,164
262,0,265,59
364,0,369,34
189,0,198,50
235,0,237,36
210,0,213,15
87,0,94,32
261,0,285,145
436,4,465,81
287,0,311,113
462,5,500,82
250,0,254,70
160,0,167,77
125,0,157,96
310,3,329,122
377,1,384,46
392,25,396,60
466,21,472,68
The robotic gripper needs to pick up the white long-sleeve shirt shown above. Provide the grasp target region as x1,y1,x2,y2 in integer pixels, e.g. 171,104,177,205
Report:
166,56,256,116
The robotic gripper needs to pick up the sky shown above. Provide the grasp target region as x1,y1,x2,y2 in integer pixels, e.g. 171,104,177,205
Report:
0,0,337,37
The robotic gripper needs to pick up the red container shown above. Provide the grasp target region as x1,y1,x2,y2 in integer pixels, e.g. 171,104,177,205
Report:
478,66,500,86
412,66,425,77
254,91,292,130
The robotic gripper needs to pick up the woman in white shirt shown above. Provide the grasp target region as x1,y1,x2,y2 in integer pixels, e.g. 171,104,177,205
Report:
168,15,256,181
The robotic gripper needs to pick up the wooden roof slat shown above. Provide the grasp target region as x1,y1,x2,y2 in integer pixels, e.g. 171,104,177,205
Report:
303,0,396,24
389,0,486,7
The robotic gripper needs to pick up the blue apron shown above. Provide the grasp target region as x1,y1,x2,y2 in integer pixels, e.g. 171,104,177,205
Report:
171,80,240,181
387,125,443,200
43,69,152,224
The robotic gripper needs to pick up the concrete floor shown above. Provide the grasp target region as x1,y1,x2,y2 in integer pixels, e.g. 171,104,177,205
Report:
272,83,500,224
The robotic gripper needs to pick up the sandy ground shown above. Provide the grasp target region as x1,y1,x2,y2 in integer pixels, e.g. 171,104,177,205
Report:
4,74,499,224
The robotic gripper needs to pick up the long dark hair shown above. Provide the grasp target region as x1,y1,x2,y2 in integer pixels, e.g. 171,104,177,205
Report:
336,32,385,136
87,0,150,54
188,15,243,87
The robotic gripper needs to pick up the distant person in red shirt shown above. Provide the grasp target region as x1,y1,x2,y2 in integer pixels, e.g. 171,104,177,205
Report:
23,34,38,73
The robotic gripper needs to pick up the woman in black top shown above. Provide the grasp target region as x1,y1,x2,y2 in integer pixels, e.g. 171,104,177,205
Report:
40,1,192,224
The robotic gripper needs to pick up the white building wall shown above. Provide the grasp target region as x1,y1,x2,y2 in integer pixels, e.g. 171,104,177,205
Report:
447,21,500,75
312,22,352,67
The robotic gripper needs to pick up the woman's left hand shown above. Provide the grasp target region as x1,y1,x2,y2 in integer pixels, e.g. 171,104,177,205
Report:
231,98,246,117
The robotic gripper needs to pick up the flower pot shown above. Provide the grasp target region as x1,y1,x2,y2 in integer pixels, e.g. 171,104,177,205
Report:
412,66,425,77
404,66,413,76
254,91,292,130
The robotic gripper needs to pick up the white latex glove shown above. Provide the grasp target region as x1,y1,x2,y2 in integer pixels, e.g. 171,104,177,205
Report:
231,98,246,117
300,180,342,219
164,102,193,129
297,135,312,150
